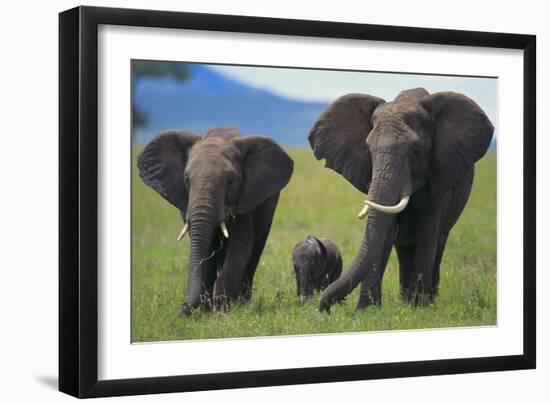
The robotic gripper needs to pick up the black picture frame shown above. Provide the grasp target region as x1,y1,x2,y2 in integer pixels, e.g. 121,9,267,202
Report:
59,5,536,398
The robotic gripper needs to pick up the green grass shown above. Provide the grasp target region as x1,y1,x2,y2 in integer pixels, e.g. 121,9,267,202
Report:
132,148,496,342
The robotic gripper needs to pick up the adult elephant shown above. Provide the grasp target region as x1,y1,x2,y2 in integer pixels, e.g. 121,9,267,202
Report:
308,88,493,311
138,127,293,315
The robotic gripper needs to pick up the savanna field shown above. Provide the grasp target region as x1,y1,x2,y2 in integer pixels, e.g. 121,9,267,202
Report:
132,148,497,342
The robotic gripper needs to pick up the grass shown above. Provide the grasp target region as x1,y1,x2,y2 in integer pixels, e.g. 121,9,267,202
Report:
132,148,496,342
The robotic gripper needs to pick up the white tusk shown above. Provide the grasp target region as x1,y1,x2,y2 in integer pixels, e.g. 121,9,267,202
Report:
364,195,410,214
357,201,369,219
176,222,189,241
220,222,229,238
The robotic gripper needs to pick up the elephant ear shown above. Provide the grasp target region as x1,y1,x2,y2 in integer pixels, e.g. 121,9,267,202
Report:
309,236,328,278
420,92,494,192
137,130,200,213
309,236,327,260
231,136,294,213
308,93,385,194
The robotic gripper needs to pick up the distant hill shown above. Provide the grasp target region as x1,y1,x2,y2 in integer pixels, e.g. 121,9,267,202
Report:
132,64,497,150
133,64,328,146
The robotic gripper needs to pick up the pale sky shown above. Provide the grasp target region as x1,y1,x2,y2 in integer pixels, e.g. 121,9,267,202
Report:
211,64,497,134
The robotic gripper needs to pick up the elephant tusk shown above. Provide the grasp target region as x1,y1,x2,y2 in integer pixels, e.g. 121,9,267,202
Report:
177,222,189,241
357,201,369,220
364,195,410,214
220,222,229,238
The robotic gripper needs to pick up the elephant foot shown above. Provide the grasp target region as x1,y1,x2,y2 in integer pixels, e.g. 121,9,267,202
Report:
406,290,433,307
356,301,381,311
406,276,436,306
199,294,214,311
213,295,230,312
356,287,381,310
356,296,381,310
177,303,193,317
240,286,253,304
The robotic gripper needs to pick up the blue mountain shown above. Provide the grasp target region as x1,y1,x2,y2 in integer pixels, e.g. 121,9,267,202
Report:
133,64,328,146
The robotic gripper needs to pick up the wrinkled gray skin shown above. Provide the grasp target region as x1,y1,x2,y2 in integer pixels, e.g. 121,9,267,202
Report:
292,236,342,299
138,127,293,315
308,88,494,311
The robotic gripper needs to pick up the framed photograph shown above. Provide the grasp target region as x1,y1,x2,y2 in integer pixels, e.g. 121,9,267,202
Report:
59,6,536,398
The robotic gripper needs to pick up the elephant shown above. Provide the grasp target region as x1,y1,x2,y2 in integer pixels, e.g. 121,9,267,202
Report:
308,88,494,311
137,127,293,315
292,236,342,299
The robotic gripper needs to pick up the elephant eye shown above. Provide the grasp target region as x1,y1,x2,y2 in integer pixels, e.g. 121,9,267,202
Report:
183,172,190,186
413,149,420,155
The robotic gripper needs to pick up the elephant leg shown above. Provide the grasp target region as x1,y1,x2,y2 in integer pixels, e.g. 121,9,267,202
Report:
240,192,280,302
213,213,253,310
395,244,415,301
406,209,443,306
426,169,472,302
430,233,449,300
357,280,382,307
393,201,420,303
201,235,224,309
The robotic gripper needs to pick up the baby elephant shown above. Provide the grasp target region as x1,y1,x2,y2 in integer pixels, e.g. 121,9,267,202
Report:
292,236,342,299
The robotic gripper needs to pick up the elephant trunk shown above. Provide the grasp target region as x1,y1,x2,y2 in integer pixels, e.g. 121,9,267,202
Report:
181,183,226,315
355,211,396,308
319,210,396,310
182,211,217,314
319,151,407,311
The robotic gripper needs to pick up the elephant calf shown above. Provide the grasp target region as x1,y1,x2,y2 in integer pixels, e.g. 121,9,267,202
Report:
138,127,293,315
292,236,342,299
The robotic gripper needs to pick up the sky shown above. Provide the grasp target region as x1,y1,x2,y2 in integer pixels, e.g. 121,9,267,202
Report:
211,64,498,134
